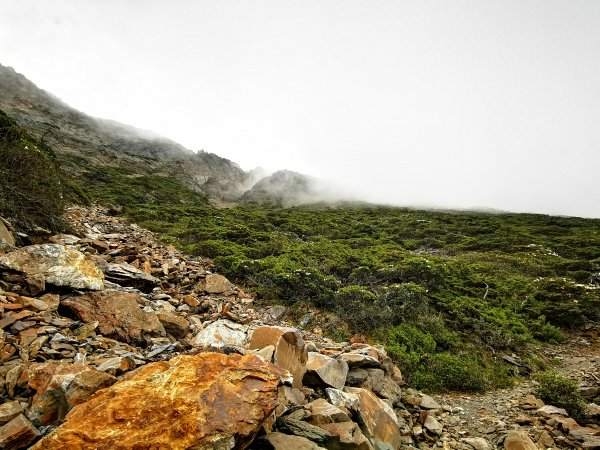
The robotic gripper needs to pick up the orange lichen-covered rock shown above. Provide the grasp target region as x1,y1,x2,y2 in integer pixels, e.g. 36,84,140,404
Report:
31,352,287,450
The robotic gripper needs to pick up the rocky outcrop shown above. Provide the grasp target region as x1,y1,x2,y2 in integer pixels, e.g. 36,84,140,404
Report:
0,244,104,290
31,353,286,450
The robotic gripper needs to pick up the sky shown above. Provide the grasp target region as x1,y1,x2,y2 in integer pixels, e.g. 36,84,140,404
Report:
1,0,600,217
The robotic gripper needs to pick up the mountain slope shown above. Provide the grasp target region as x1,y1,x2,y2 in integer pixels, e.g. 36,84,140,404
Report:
0,64,247,204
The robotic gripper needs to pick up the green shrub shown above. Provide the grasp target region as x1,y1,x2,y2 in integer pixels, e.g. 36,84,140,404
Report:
0,110,67,232
415,353,487,392
535,371,587,420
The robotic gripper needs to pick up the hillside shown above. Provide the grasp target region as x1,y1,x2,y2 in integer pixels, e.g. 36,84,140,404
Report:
1,64,600,449
0,64,251,204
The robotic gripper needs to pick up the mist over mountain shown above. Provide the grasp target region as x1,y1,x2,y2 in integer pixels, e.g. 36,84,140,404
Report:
0,63,354,207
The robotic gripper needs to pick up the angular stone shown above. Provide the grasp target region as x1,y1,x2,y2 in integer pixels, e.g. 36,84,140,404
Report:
374,377,403,407
278,385,306,406
308,399,351,425
193,319,248,350
304,352,348,390
339,353,381,368
0,414,40,450
537,404,568,417
195,273,234,294
98,262,159,292
265,432,325,450
0,244,104,290
24,273,45,296
274,329,308,389
27,361,117,426
60,290,165,346
419,394,441,410
319,421,374,450
462,437,492,450
345,387,401,450
31,353,286,450
423,414,443,436
250,325,294,350
253,345,275,362
0,401,24,425
326,388,359,411
504,430,537,450
156,311,189,339
96,356,136,374
279,417,335,444
346,368,369,385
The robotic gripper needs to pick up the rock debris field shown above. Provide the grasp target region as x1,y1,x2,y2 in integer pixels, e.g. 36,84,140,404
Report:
0,206,598,449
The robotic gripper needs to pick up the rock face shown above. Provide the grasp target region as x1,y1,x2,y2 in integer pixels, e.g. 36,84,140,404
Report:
31,353,286,450
59,290,165,346
0,244,105,290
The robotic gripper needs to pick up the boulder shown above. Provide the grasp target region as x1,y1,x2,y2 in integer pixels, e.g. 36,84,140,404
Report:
98,262,159,292
195,273,234,294
250,325,294,350
0,414,40,450
31,353,286,450
27,361,117,426
308,398,351,425
304,352,348,390
319,421,374,450
503,430,537,450
339,353,381,368
462,437,492,450
0,244,104,290
423,414,443,436
273,329,308,389
157,311,190,339
193,319,248,350
419,394,441,410
345,387,402,450
264,432,326,450
326,388,359,411
279,417,335,444
60,290,165,347
0,401,24,426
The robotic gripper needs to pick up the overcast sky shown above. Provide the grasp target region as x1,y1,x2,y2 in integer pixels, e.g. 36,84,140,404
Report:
2,1,599,217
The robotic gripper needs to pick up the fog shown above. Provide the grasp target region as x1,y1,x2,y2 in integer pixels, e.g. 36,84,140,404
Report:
2,1,599,217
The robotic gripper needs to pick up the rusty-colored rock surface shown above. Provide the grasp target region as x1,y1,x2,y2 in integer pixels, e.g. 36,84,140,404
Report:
31,353,287,450
0,244,104,290
59,290,165,346
27,361,116,425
